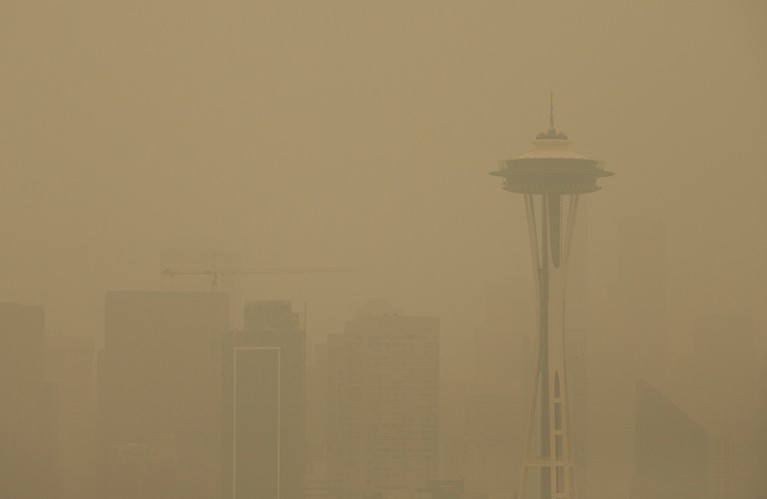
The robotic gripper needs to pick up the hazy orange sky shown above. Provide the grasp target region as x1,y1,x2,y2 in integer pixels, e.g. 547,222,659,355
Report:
2,1,765,365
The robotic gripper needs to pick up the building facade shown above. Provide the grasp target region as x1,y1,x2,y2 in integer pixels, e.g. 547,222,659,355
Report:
101,291,228,499
44,334,97,499
0,303,56,499
221,300,305,499
327,302,439,499
630,379,707,499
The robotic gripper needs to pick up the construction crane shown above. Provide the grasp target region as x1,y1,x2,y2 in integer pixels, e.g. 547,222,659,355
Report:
161,263,353,292
161,258,353,331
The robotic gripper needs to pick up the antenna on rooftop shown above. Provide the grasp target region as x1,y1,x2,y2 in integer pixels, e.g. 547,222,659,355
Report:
549,91,555,131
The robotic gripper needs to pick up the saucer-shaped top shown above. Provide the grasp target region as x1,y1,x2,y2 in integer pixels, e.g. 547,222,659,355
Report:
491,132,612,194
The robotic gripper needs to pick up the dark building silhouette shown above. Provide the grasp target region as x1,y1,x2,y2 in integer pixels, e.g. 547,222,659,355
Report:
327,300,439,499
100,291,228,499
0,303,57,498
221,300,305,499
630,378,707,499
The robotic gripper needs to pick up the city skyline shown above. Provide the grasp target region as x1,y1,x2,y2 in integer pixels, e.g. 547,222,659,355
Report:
1,2,766,498
2,4,765,355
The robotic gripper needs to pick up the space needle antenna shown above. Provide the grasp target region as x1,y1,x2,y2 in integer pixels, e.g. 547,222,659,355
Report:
549,91,555,131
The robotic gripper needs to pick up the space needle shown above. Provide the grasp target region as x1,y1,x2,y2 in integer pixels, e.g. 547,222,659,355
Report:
491,97,612,499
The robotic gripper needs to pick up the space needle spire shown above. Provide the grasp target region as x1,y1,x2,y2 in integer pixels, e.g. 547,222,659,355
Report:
549,92,555,131
491,101,612,499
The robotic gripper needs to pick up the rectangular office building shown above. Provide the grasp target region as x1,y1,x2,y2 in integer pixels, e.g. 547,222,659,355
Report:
222,301,305,499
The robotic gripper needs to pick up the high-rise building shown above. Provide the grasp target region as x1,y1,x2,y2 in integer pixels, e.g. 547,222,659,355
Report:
327,300,439,499
690,314,755,433
707,437,733,499
490,99,611,499
0,303,57,498
589,214,667,499
101,291,228,499
221,300,306,499
44,334,97,499
617,216,667,381
630,379,707,499
306,340,329,498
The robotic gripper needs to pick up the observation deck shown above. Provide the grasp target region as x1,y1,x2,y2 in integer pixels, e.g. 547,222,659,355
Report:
490,128,613,194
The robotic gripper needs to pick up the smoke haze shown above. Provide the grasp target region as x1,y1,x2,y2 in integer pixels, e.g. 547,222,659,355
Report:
1,1,765,498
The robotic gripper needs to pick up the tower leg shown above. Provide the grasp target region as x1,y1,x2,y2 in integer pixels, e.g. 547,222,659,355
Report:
518,194,580,499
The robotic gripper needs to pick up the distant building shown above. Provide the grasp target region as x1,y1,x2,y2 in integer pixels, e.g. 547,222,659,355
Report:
44,334,97,499
630,378,707,499
363,479,481,499
100,291,228,499
690,314,756,433
221,300,305,499
462,322,530,498
327,301,439,499
683,314,759,498
590,215,668,499
0,303,56,498
707,437,733,499
617,216,668,381
306,341,329,498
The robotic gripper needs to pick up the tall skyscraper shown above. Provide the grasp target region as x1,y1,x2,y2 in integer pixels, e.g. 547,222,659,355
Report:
221,300,306,499
101,291,228,499
617,216,667,382
586,214,668,499
306,340,329,499
327,300,439,499
490,100,611,499
44,334,97,499
630,379,707,499
0,303,56,498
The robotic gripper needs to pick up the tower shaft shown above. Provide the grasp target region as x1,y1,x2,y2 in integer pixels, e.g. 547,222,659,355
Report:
520,193,580,499
490,110,611,499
